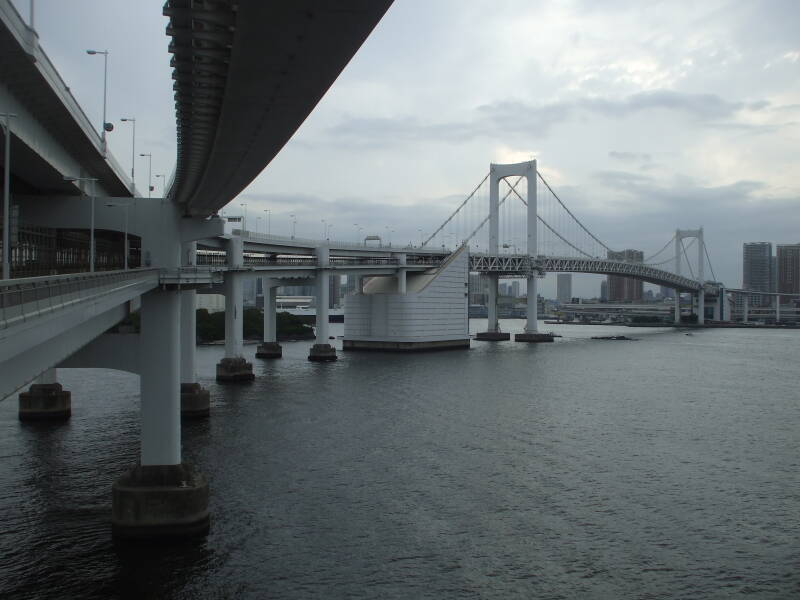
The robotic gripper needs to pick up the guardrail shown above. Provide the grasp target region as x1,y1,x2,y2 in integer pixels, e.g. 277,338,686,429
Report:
0,268,158,330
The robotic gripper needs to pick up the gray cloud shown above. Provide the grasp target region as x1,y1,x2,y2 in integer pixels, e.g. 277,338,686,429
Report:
609,151,653,163
329,90,764,147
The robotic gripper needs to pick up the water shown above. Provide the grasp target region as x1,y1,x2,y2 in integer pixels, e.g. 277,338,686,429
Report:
1,321,798,599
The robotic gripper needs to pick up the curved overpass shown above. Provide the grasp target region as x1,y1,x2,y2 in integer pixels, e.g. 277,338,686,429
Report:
164,0,394,216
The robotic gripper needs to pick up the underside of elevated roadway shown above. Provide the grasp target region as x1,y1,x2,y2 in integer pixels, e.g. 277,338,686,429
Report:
165,0,394,217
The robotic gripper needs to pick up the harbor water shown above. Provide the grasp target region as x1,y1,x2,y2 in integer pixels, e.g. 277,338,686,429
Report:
1,321,798,599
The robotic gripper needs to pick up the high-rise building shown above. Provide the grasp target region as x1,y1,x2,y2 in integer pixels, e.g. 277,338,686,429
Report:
742,242,773,306
510,280,520,298
777,243,800,304
469,273,489,305
556,273,572,304
659,286,675,299
607,249,644,302
600,280,608,302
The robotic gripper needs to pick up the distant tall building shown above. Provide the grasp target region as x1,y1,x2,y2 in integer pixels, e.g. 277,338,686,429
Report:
607,249,644,302
743,242,773,307
600,280,608,302
510,280,520,298
556,274,572,304
329,274,341,308
659,286,675,299
777,243,800,304
469,273,489,305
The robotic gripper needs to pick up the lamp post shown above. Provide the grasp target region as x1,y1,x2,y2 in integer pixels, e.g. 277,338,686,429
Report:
64,176,98,272
240,203,248,231
86,49,110,156
120,117,135,188
321,219,326,239
1,111,17,280
290,213,296,239
105,201,130,269
264,209,270,235
139,153,151,197
326,223,333,240
155,174,164,197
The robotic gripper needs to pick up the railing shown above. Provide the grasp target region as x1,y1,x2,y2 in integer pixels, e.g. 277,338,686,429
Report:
0,268,158,330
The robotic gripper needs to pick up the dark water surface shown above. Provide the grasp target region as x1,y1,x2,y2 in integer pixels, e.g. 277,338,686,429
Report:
1,322,798,599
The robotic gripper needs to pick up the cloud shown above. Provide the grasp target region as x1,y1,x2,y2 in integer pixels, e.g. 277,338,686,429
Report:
609,151,653,163
328,90,764,147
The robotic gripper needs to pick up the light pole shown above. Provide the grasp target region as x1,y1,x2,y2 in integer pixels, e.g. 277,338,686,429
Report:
155,174,165,197
120,117,135,188
139,153,152,197
326,223,333,240
86,49,110,156
1,111,17,280
105,201,130,269
64,176,98,272
353,223,359,242
264,209,270,235
290,213,296,239
418,228,423,247
321,219,326,239
240,203,248,230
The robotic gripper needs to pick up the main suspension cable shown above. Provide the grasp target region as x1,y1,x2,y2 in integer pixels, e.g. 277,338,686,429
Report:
422,172,489,247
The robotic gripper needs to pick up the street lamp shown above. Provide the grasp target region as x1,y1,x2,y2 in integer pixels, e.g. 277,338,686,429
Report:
86,49,111,156
105,201,131,269
1,111,17,280
154,173,165,197
120,117,135,188
321,219,326,239
289,213,296,239
64,175,98,272
139,153,152,197
264,208,270,235
240,203,247,230
326,223,334,240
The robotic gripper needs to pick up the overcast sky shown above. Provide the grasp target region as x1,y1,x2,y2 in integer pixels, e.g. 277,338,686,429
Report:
16,0,800,295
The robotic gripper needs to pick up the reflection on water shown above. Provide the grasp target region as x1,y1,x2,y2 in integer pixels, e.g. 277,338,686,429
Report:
1,322,798,598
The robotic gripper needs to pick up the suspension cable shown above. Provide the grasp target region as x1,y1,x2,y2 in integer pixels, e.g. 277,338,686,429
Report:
508,187,594,258
680,238,696,279
644,233,677,263
462,176,525,245
422,172,489,246
537,172,615,253
703,240,717,281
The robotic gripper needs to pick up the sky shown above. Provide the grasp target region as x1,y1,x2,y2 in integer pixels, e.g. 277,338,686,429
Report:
14,0,800,295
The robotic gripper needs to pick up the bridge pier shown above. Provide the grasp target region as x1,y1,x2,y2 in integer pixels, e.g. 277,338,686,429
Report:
674,291,681,324
112,288,209,539
697,289,705,325
476,273,509,341
256,277,282,358
216,273,255,380
180,288,210,418
18,368,71,421
309,248,337,361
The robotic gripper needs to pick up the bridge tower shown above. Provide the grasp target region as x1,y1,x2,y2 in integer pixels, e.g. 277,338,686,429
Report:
477,160,550,342
674,228,705,325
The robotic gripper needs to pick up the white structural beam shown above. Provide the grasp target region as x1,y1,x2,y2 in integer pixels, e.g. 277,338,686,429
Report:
263,278,277,343
315,245,330,344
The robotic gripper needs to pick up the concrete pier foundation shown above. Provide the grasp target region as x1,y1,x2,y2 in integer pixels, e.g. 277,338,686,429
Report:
19,381,71,421
474,331,510,341
514,332,554,342
309,343,337,362
180,383,210,418
216,356,255,381
112,463,209,539
256,342,282,358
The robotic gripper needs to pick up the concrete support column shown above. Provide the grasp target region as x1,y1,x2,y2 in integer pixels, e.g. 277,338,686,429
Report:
217,273,254,381
140,290,181,466
397,254,407,294
256,278,281,358
180,289,209,418
674,291,681,324
487,274,498,332
309,246,336,361
356,275,364,294
525,275,538,333
697,289,705,326
19,368,71,421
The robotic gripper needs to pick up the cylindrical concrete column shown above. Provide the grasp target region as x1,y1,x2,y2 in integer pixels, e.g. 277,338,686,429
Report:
697,289,705,325
224,274,243,358
180,290,197,383
487,273,498,332
525,275,538,333
140,289,181,466
316,271,330,344
263,279,277,343
674,290,681,324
